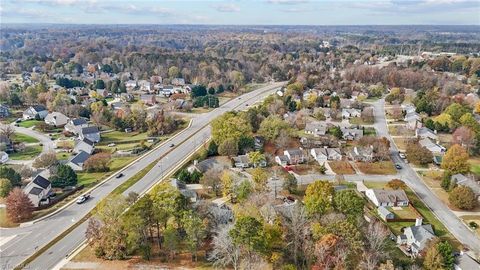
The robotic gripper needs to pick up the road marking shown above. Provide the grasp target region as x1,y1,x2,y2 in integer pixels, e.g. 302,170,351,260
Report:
0,235,17,249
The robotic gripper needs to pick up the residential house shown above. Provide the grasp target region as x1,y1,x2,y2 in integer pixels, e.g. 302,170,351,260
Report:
79,126,101,143
23,175,52,207
0,135,13,152
305,121,327,137
67,151,91,171
342,108,361,119
455,252,480,270
341,127,364,140
403,104,416,114
348,146,374,162
340,98,354,109
125,80,137,90
416,127,437,140
0,104,10,118
397,219,436,256
160,85,175,96
23,105,48,120
172,78,185,86
232,155,251,168
451,174,480,199
140,95,157,106
284,149,306,165
44,112,69,127
65,118,88,135
419,138,446,155
378,206,394,221
253,136,265,151
275,155,289,167
365,189,410,207
405,111,422,130
310,147,342,164
171,179,197,202
73,138,95,155
138,80,152,92
0,151,8,164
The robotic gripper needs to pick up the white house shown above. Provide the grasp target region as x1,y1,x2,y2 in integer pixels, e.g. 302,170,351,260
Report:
65,118,88,134
67,151,91,171
419,138,446,155
341,108,361,119
365,189,409,207
73,138,95,155
23,105,48,120
310,147,342,163
232,155,250,168
305,121,327,137
23,175,52,207
79,126,101,143
44,112,69,127
284,149,306,165
415,127,437,140
397,219,436,256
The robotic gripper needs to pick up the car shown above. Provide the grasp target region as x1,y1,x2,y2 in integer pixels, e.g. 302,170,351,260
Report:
108,143,116,147
170,143,175,147
395,164,402,169
245,103,249,106
15,119,22,123
116,173,124,178
399,152,406,159
76,193,91,204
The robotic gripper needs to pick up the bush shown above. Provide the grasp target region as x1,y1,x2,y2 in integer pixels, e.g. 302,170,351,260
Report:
387,179,407,190
0,178,12,197
449,185,477,210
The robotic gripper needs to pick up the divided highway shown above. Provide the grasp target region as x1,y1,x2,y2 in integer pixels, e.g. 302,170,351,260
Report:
0,82,284,270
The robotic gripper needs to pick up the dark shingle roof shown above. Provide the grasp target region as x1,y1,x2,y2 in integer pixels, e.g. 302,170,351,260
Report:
32,105,46,112
70,151,90,165
81,126,99,135
82,137,94,146
33,175,50,189
71,118,87,126
29,187,44,195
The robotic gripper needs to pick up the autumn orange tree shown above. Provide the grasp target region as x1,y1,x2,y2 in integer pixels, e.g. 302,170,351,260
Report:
6,188,34,223
441,144,470,175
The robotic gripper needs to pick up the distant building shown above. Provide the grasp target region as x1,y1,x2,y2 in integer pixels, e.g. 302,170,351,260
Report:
305,121,327,137
348,146,374,162
310,147,342,163
79,126,101,143
341,108,361,119
419,138,446,155
44,112,69,127
283,149,306,165
0,151,8,164
65,118,88,135
341,127,363,140
172,78,185,86
67,150,91,171
73,138,95,155
140,95,157,106
23,105,48,120
415,127,437,140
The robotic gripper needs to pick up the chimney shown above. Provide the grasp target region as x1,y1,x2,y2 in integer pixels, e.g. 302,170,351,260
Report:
193,160,198,166
415,217,423,226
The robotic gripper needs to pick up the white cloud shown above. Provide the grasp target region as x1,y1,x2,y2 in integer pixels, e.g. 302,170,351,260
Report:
266,0,309,4
213,3,240,12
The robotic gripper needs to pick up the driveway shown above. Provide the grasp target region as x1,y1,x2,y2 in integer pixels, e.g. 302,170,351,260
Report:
371,98,480,253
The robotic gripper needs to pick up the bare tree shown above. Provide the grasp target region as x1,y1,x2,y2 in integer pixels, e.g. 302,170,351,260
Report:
33,151,58,169
361,220,390,269
0,124,15,140
281,204,309,268
209,224,241,270
275,129,290,149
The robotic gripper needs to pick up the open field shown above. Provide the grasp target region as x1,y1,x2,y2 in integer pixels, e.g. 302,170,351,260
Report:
356,161,396,175
393,137,407,151
329,161,355,174
9,145,42,160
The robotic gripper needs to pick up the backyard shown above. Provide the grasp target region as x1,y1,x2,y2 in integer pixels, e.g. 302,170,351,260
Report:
328,161,355,174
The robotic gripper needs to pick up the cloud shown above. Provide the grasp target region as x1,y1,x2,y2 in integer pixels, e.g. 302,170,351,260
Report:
266,0,309,4
16,0,97,5
350,0,479,13
213,3,240,12
1,7,51,18
280,7,310,12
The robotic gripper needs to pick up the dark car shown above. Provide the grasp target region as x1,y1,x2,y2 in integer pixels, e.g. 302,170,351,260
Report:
170,143,175,147
76,193,91,204
395,164,402,169
116,173,124,178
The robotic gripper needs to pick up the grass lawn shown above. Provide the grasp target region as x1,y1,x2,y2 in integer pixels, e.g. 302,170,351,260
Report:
349,117,373,125
388,125,414,136
100,131,149,144
388,206,419,219
9,145,42,160
18,120,43,128
0,207,19,228
56,152,71,161
469,158,480,176
356,161,396,174
12,132,39,143
328,161,355,174
77,157,135,187
393,137,407,151
364,127,377,136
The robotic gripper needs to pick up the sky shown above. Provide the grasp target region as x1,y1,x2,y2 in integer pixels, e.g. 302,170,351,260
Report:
1,0,479,25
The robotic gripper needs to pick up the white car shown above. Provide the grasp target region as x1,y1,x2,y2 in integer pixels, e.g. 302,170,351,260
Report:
399,152,406,159
108,143,116,147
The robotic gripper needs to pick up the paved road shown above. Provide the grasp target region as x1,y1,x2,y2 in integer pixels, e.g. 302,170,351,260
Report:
5,125,56,165
0,82,284,270
371,99,480,253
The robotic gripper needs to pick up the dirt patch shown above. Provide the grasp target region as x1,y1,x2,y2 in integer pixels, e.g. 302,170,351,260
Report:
329,161,355,174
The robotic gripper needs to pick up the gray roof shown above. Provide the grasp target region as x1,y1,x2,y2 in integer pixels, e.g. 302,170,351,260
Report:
456,253,480,270
33,175,50,189
452,174,480,195
29,187,44,195
81,126,99,135
371,189,409,204
71,118,87,126
378,206,393,217
285,149,304,157
70,151,90,165
232,155,249,164
32,105,47,112
405,224,436,250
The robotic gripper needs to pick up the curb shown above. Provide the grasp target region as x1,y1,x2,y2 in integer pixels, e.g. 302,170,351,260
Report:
16,119,193,227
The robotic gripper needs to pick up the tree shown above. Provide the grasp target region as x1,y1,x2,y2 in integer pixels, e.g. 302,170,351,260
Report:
0,124,15,140
33,151,58,169
441,144,470,174
168,66,180,78
452,126,476,152
449,185,477,210
210,224,241,270
0,178,12,197
251,167,268,191
406,141,433,166
333,190,365,218
229,216,265,258
84,152,111,172
207,141,218,156
95,79,105,90
247,151,265,167
329,126,342,139
304,180,334,217
191,85,207,98
460,113,480,133
0,166,21,186
386,179,407,190
258,115,291,141
6,188,34,222
423,241,446,270
163,224,180,260
283,173,297,194
437,241,455,270
200,169,222,197
211,112,252,145
182,211,206,261
221,171,234,197
218,138,239,156
50,164,77,188
444,103,469,122
235,180,252,201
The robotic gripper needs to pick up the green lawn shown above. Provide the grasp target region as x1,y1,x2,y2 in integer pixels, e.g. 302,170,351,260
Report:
364,127,377,136
18,120,43,128
12,132,39,143
349,117,374,125
100,131,149,143
56,152,71,161
9,145,42,160
77,156,135,187
469,159,480,176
